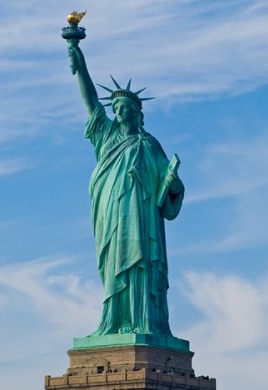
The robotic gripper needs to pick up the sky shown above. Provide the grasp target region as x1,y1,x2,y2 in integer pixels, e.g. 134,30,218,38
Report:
1,1,268,389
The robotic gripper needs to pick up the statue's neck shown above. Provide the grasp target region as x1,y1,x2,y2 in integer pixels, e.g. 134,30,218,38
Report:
119,124,139,136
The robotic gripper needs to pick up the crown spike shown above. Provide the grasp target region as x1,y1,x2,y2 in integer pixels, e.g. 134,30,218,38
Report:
98,77,154,108
135,87,147,95
126,78,132,91
96,83,114,93
140,97,155,101
110,75,121,89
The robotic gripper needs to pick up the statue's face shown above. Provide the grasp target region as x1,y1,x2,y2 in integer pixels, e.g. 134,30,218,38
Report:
113,97,135,125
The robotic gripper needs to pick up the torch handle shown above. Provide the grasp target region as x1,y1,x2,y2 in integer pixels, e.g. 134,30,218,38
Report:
67,39,80,75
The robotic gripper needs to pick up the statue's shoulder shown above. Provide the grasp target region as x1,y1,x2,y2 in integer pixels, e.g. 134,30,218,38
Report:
142,131,163,147
141,131,167,161
85,103,113,140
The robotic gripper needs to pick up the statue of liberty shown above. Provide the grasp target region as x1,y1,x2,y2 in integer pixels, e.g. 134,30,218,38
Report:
64,13,185,336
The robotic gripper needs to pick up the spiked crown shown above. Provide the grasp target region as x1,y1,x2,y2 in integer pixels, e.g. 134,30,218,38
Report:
98,75,154,109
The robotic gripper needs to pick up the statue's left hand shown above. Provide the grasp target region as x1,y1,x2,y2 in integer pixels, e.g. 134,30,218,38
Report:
165,170,181,194
67,41,79,75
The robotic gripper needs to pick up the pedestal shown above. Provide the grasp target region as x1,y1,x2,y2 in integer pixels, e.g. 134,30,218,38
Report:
45,335,216,390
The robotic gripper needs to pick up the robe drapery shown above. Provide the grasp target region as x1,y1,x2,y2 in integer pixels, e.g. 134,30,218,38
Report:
85,104,184,335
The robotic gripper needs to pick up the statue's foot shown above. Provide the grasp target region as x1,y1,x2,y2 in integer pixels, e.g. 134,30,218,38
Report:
87,330,100,337
133,327,151,334
118,326,134,334
87,326,115,337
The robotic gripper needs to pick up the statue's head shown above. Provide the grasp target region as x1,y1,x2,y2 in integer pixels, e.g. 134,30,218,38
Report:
98,76,154,132
112,96,144,131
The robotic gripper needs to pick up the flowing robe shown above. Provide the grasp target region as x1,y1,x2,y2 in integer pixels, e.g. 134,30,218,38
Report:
85,104,184,335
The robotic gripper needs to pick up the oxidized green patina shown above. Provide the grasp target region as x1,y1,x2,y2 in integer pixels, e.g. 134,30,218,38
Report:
64,15,184,337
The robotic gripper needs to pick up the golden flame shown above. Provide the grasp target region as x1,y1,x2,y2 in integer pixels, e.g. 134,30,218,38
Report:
67,10,87,25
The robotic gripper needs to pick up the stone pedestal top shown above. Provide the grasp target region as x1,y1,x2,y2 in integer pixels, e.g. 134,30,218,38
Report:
72,333,190,351
45,340,216,390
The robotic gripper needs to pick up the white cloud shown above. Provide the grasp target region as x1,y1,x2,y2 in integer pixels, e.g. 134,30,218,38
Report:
0,3,267,389
187,133,268,203
166,131,268,255
176,270,268,389
0,220,19,229
2,0,268,102
0,158,33,176
1,253,267,390
1,0,267,148
0,255,101,389
181,271,267,350
0,256,102,338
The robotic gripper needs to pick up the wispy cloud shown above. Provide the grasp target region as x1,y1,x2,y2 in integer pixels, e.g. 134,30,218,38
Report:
0,220,20,229
0,255,102,389
167,131,268,255
0,158,33,176
2,1,268,101
180,271,267,350
0,255,102,380
1,0,267,147
0,3,267,390
176,270,268,389
187,132,268,203
0,256,102,339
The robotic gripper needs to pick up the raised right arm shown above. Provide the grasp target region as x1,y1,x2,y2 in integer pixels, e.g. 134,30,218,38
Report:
68,40,99,116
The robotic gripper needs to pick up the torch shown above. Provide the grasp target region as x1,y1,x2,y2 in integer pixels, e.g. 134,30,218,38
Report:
61,10,87,74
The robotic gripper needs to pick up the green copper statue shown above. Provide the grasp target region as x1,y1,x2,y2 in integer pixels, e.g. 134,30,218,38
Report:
63,13,185,336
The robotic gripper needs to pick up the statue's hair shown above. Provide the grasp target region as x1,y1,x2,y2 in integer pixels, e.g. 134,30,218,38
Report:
112,97,145,133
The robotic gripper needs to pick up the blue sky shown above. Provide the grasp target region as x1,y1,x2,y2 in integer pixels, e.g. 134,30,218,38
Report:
1,1,268,389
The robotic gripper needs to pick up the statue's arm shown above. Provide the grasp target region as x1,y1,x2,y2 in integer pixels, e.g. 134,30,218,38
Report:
165,170,183,194
68,41,98,115
161,172,184,221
